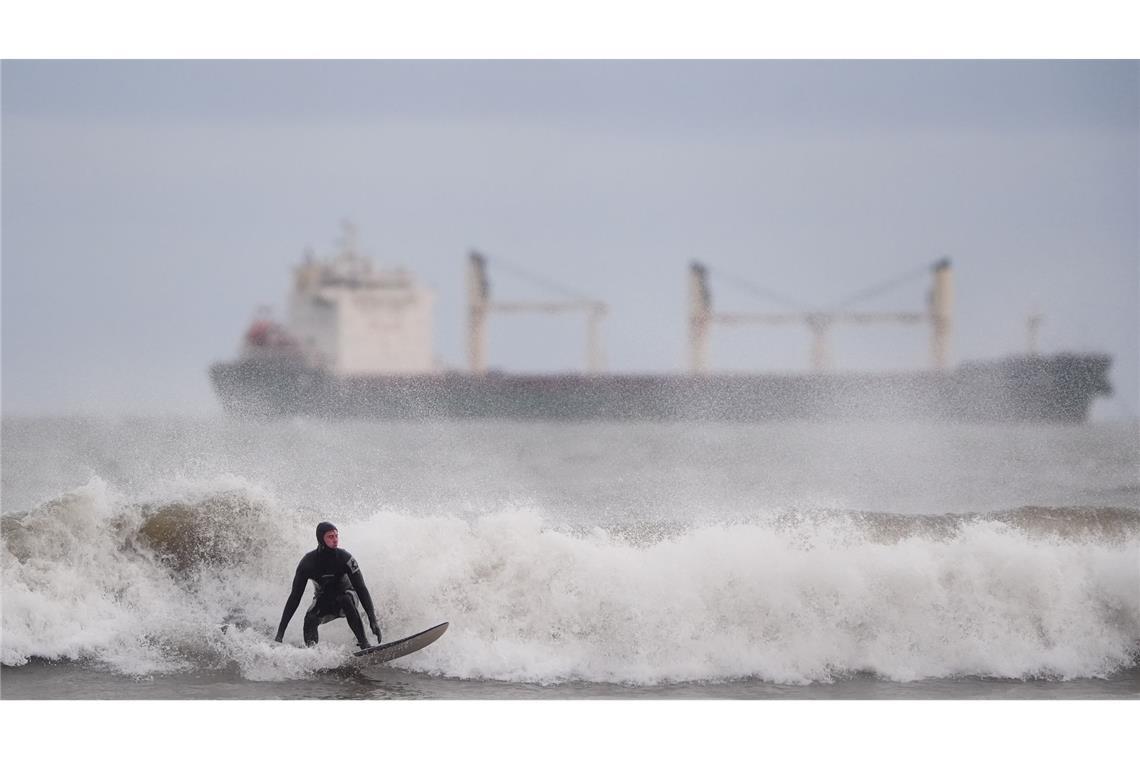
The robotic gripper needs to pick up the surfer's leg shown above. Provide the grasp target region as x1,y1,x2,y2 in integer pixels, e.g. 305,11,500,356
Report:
302,605,321,646
337,592,369,648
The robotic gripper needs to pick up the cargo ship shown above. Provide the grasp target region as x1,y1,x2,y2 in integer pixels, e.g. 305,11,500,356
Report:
210,227,1112,423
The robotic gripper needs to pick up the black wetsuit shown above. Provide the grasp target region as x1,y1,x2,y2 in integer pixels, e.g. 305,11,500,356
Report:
275,546,380,647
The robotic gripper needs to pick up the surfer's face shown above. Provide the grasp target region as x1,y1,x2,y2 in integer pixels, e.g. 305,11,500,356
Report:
323,530,339,549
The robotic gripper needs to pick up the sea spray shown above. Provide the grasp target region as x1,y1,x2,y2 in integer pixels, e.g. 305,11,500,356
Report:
365,510,1139,684
2,477,311,676
3,479,1138,684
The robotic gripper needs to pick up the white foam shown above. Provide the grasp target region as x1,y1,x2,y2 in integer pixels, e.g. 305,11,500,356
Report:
3,481,1138,684
356,510,1140,684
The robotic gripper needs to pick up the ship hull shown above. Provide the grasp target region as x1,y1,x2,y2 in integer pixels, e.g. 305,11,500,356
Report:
209,354,1112,423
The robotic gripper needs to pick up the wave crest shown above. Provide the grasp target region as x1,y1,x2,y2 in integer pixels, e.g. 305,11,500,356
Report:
3,483,1138,684
134,491,286,573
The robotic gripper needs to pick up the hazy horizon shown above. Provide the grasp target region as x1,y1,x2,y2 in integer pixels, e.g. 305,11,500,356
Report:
2,60,1136,418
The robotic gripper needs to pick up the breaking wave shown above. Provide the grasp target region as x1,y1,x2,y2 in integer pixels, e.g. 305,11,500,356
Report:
3,477,1138,684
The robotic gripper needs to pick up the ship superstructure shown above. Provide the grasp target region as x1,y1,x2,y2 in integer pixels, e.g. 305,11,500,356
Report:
285,224,436,375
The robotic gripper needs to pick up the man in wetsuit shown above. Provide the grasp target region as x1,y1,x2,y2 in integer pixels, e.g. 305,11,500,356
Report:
275,522,382,650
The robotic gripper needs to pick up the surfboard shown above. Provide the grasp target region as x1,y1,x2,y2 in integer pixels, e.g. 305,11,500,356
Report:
353,621,449,662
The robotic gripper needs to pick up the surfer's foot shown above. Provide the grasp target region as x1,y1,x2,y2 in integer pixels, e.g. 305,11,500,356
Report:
357,640,370,650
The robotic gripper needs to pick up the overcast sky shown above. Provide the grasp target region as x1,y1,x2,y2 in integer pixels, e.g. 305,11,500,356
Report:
2,60,1136,417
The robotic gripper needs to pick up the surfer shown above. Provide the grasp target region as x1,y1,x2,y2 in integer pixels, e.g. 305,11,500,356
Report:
274,522,382,650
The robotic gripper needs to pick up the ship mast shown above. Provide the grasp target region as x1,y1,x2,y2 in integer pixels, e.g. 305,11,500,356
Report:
929,259,953,369
689,262,712,374
466,251,607,375
468,251,491,374
1026,309,1043,356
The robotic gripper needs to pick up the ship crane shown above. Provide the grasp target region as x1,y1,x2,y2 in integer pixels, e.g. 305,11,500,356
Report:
467,251,608,375
689,259,953,373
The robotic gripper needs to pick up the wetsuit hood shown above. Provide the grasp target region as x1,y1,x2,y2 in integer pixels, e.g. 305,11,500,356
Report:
316,521,337,548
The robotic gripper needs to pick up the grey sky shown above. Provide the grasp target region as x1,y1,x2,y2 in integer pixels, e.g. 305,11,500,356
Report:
2,60,1137,417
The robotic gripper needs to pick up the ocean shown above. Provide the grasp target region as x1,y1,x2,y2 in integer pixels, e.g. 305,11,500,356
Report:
2,416,1138,699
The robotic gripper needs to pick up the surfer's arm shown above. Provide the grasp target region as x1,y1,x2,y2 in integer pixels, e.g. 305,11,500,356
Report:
274,563,309,642
347,561,379,632
352,571,377,621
